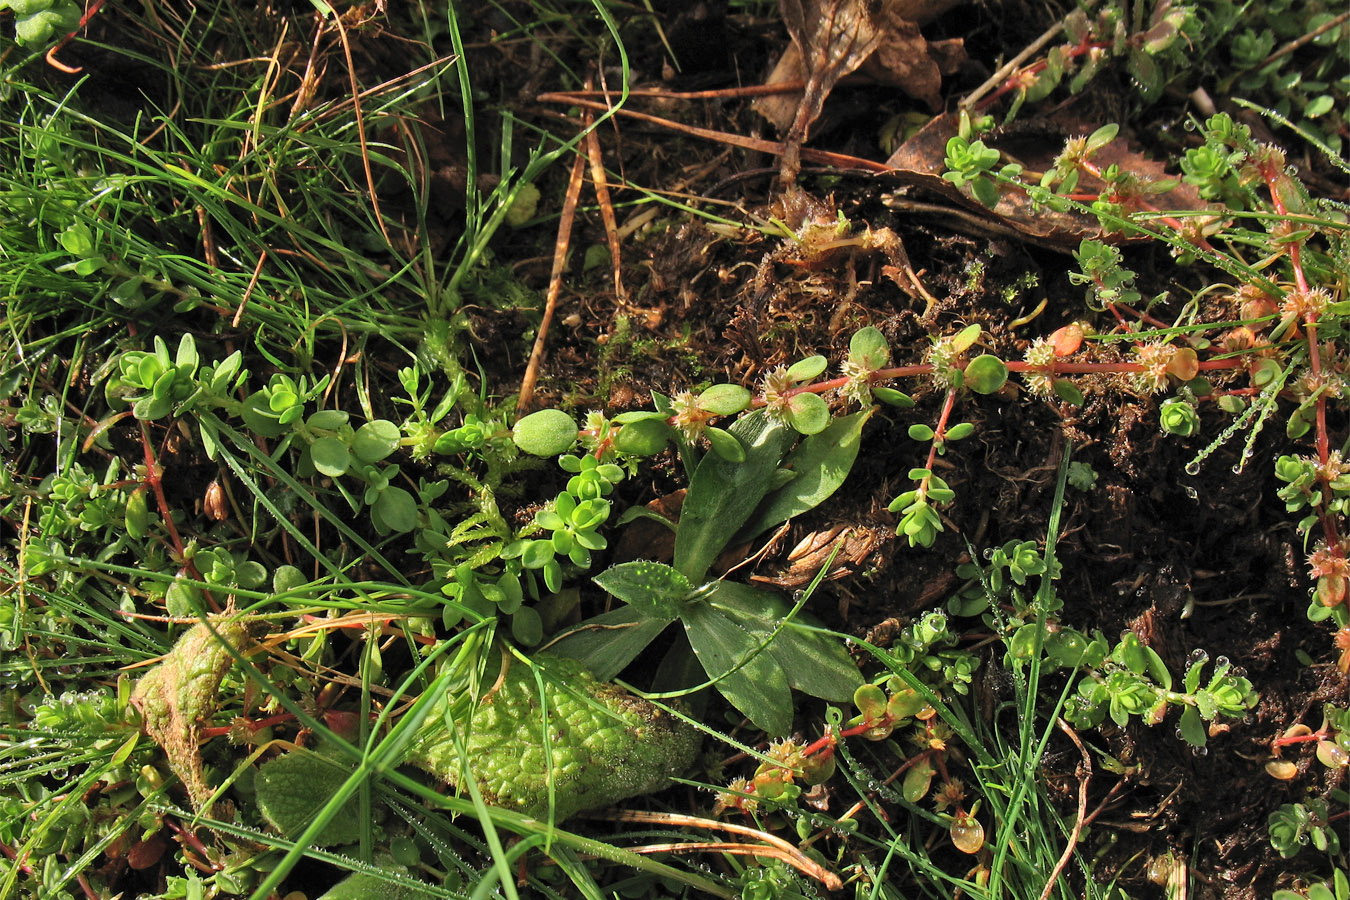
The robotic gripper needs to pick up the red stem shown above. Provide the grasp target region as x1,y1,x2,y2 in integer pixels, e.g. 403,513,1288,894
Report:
925,388,961,472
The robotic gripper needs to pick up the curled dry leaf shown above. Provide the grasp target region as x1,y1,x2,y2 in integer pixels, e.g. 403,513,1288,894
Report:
750,524,884,589
130,617,251,814
755,0,966,181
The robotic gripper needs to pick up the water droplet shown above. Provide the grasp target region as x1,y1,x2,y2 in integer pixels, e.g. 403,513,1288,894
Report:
1215,656,1230,668
1182,484,1198,500
1191,745,1209,757
1184,461,1201,476
1231,464,1245,475
1188,649,1209,664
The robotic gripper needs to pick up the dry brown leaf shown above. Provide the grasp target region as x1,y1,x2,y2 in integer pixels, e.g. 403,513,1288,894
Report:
757,0,886,140
755,0,966,134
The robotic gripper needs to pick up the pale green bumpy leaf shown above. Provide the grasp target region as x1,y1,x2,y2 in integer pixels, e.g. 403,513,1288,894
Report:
255,748,362,847
406,652,700,821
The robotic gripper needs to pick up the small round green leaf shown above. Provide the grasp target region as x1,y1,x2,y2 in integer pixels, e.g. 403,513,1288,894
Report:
612,410,669,424
848,326,890,370
512,409,578,456
236,561,268,589
125,487,149,539
908,423,935,441
511,606,543,646
972,177,999,208
1053,379,1085,406
374,486,418,533
786,355,828,382
306,409,349,431
521,540,555,569
963,354,1008,394
614,417,672,456
353,419,401,462
273,565,306,594
697,383,751,416
872,386,914,408
705,426,745,462
785,392,831,435
950,324,982,353
310,437,351,477
946,422,975,441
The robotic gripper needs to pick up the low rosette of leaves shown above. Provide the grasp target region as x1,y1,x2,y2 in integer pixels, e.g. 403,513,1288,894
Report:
1268,798,1344,860
241,372,331,439
889,468,957,549
105,334,234,421
1065,637,1258,748
503,484,612,594
547,408,870,734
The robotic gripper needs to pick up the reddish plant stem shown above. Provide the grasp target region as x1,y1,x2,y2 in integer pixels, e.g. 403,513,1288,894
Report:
138,422,217,611
976,37,1109,109
1076,159,1217,254
925,388,961,472
1259,157,1341,553
198,712,295,741
0,839,33,874
139,422,185,560
1270,729,1331,748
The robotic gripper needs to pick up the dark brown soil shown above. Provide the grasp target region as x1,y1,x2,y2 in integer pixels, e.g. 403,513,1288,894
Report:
445,4,1348,898
39,2,1344,897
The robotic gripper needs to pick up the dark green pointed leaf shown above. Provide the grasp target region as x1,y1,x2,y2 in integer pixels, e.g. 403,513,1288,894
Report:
707,582,863,702
742,408,875,539
685,604,793,735
546,606,673,680
594,561,692,618
675,410,795,582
